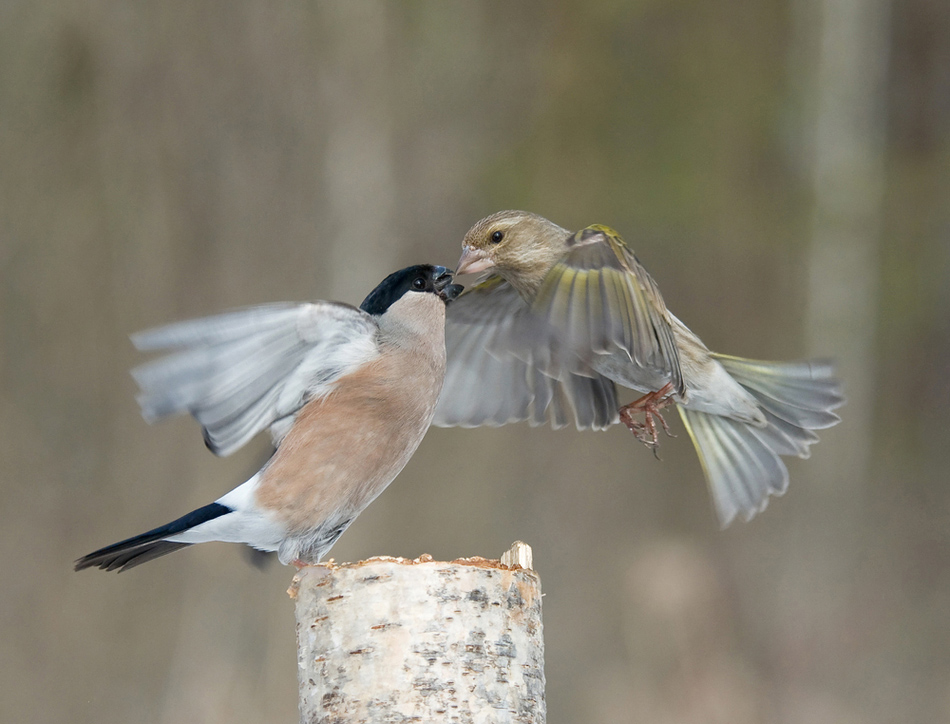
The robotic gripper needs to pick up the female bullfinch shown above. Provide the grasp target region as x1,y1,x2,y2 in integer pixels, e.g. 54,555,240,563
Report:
77,265,462,571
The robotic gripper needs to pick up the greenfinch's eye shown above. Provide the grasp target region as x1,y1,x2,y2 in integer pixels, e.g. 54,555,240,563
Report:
490,230,504,243
412,277,426,290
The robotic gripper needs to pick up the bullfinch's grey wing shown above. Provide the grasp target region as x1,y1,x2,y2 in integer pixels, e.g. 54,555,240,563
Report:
529,226,685,396
434,276,618,431
132,301,380,456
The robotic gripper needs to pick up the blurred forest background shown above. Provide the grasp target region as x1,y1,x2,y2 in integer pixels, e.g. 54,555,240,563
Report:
2,2,948,723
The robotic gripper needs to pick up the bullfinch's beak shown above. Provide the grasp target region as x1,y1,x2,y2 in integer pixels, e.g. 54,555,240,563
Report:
433,267,464,302
456,246,494,276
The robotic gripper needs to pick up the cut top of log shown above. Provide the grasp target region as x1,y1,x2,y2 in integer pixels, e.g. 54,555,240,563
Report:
289,540,536,600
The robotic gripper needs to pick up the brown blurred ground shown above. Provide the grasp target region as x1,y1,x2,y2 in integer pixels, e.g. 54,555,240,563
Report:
2,2,949,723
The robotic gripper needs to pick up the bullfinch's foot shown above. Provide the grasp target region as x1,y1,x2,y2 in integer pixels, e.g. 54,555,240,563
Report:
619,382,676,455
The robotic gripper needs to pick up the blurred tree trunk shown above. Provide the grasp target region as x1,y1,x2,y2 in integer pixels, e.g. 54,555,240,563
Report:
786,0,891,679
318,3,402,300
800,0,890,498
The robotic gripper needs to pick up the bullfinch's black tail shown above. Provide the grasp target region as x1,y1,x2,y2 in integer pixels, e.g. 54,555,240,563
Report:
75,502,231,572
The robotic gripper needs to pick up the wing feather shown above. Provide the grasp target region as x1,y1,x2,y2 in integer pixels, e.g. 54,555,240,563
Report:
434,277,618,431
132,301,379,456
530,227,684,395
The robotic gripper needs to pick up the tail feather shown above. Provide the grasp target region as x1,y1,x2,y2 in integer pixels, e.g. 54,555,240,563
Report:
753,408,820,458
713,355,844,428
87,541,192,572
679,407,788,525
681,356,843,526
75,502,230,572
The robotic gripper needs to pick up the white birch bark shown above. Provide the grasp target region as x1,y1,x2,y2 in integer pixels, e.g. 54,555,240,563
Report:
291,542,544,724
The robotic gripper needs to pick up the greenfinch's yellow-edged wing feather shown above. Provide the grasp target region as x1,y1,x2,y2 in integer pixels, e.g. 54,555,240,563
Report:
434,276,618,431
531,226,685,396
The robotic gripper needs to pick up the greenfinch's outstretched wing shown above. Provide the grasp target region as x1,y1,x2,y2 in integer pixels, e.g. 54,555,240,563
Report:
531,226,685,396
434,276,618,430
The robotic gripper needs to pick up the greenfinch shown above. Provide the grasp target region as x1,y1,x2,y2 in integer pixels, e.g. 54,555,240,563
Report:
433,211,843,526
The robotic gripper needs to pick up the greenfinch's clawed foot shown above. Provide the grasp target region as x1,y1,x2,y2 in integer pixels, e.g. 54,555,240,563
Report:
619,382,677,450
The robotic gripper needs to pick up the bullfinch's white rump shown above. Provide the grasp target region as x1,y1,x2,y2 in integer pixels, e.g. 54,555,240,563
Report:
76,265,462,572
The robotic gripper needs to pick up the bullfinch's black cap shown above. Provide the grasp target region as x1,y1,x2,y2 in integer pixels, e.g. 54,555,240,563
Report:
360,265,462,315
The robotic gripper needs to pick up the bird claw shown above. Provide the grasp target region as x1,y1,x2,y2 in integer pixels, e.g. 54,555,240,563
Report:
619,383,677,454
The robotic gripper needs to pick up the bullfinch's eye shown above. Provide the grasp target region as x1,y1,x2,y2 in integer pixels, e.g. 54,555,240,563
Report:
490,230,504,244
412,277,427,291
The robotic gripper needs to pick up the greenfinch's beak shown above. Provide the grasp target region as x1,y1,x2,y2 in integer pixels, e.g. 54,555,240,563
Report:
456,246,494,275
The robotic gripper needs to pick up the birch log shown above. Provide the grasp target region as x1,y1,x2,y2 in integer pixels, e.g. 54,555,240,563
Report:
290,541,545,724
